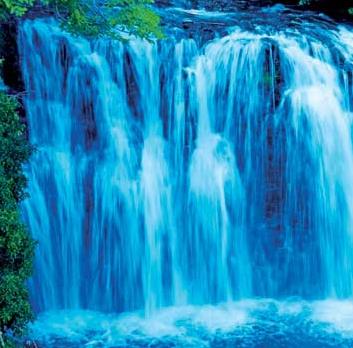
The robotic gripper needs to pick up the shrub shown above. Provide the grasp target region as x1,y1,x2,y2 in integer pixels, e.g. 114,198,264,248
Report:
0,93,34,344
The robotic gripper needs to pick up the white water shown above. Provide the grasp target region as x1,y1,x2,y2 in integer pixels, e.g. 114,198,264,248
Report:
29,299,353,346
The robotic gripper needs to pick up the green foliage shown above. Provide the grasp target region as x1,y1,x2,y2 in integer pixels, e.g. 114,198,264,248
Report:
0,273,33,332
0,0,163,40
0,94,32,202
0,93,34,340
58,0,164,39
0,0,34,18
1,338,16,348
111,3,163,39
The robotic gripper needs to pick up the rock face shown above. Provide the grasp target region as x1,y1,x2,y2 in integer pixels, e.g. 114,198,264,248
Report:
300,0,352,20
0,19,29,133
0,20,24,93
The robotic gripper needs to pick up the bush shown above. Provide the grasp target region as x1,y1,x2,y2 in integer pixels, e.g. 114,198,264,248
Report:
0,93,34,344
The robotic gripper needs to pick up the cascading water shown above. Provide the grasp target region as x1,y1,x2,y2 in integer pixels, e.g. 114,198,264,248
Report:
18,6,353,346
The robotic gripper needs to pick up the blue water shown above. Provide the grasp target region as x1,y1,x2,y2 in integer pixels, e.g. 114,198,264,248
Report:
18,5,353,346
28,300,353,347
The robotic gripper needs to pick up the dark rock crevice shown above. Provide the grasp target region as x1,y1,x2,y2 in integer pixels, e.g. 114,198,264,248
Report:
0,19,24,93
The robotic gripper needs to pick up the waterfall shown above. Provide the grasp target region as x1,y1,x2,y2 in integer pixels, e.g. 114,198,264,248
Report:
19,11,353,322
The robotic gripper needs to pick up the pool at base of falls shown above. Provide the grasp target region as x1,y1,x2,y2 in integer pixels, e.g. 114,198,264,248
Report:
28,299,353,347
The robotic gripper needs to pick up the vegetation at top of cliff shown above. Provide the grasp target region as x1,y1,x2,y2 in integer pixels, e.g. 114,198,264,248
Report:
0,0,33,17
0,0,164,39
0,92,35,345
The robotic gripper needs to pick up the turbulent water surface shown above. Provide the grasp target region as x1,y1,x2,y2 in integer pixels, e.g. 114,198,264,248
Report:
19,4,353,346
28,300,353,347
